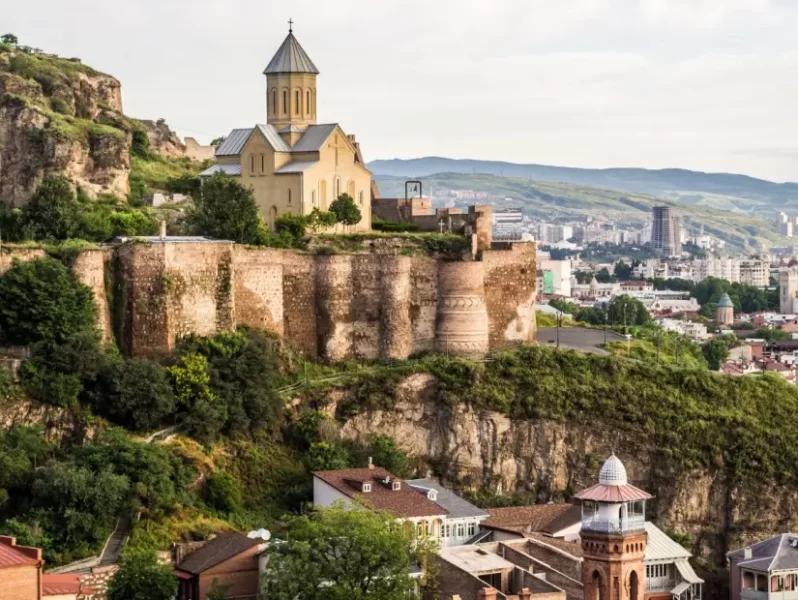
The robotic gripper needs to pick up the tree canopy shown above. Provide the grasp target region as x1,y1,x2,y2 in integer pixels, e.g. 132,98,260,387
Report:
263,505,428,600
329,193,362,227
189,173,264,244
607,294,650,329
107,550,178,600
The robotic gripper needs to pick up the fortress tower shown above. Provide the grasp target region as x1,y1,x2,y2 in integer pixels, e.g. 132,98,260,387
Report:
575,455,653,600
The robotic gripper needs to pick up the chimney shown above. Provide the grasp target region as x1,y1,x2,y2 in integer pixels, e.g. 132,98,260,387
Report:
479,588,498,600
519,588,532,600
368,456,374,470
744,547,752,559
159,220,167,239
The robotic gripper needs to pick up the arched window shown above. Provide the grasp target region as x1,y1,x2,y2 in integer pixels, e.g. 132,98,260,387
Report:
288,189,292,206
271,90,276,115
592,570,603,600
358,190,364,206
295,90,300,115
311,190,316,206
270,206,278,230
282,90,288,115
260,154,265,174
347,180,355,198
306,90,311,115
334,177,341,198
250,154,255,174
629,571,639,600
319,180,327,208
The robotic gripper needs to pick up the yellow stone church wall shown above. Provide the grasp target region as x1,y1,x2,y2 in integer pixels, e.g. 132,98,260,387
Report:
266,72,317,128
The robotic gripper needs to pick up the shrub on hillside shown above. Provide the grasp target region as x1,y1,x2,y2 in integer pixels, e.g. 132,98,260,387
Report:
188,174,263,244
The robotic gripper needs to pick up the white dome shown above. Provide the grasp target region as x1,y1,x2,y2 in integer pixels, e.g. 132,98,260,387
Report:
598,454,628,486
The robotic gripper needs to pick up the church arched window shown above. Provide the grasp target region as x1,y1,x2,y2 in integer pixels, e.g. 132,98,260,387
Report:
306,90,311,116
271,89,277,115
288,189,292,206
358,190,364,206
282,90,288,115
250,154,255,174
319,180,327,208
311,190,316,206
295,90,300,116
334,177,341,198
270,206,278,230
347,180,356,198
260,154,265,174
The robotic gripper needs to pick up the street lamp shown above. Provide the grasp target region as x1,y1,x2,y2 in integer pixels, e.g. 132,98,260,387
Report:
556,312,564,349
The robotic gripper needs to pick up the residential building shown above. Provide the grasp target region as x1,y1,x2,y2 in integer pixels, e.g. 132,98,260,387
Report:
633,260,669,281
728,533,798,600
740,260,770,288
42,574,94,600
658,319,710,342
540,259,573,297
692,258,741,284
407,479,489,547
201,26,372,231
572,277,620,300
652,207,681,256
780,270,798,314
173,532,267,600
717,294,735,326
313,466,487,546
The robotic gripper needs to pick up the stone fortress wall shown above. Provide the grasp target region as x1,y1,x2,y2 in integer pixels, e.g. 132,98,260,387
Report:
1,239,537,360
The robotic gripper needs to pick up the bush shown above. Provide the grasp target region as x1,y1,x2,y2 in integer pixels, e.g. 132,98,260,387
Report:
0,257,96,345
206,472,244,514
189,174,262,244
22,175,82,240
305,441,350,471
50,97,71,115
329,193,362,228
372,218,420,233
107,549,178,600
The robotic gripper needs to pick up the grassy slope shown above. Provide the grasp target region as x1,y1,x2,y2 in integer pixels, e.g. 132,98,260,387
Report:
376,172,783,250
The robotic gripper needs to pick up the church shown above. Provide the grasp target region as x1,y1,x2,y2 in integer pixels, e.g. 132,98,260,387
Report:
200,24,372,232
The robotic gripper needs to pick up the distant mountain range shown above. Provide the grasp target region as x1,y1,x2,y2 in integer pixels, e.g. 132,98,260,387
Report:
367,158,798,251
368,157,798,218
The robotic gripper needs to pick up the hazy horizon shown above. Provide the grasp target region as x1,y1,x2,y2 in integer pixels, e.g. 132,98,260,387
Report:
4,0,797,183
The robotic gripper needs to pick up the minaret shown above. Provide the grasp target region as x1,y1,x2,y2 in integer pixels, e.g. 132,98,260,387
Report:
574,454,653,600
263,19,319,133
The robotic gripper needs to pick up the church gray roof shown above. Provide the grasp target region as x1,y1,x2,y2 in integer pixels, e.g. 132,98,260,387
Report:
199,163,241,177
255,124,292,152
214,129,252,157
291,124,338,152
263,32,319,75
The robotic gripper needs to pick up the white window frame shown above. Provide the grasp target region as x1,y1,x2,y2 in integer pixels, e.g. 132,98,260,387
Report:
456,523,465,538
362,483,371,493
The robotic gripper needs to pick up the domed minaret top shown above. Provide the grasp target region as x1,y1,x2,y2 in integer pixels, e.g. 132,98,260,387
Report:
598,453,628,486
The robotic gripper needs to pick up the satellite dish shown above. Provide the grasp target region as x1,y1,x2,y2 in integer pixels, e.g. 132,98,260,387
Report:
248,528,271,541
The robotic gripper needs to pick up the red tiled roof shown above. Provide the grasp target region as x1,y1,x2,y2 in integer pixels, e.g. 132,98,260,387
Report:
42,574,92,596
0,541,38,569
573,483,653,502
483,504,578,535
313,467,448,518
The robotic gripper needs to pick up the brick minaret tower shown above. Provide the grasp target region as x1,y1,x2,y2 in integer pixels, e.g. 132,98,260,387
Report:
574,455,653,600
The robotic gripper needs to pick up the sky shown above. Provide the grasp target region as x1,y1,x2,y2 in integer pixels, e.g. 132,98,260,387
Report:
4,0,798,182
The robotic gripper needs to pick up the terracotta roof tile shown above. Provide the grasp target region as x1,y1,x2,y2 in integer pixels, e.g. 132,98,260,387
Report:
42,574,92,596
0,541,38,569
483,504,575,535
573,483,653,502
313,467,448,519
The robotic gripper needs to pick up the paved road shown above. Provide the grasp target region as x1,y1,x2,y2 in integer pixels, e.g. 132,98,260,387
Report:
536,327,626,354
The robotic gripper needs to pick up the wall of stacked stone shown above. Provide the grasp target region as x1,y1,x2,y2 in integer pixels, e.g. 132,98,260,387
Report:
71,249,113,343
66,240,537,359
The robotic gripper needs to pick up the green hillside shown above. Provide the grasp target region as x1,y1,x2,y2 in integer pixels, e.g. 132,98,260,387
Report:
375,172,784,251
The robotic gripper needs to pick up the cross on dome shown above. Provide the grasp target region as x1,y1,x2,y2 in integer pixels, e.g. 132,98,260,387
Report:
288,18,293,33
598,453,628,486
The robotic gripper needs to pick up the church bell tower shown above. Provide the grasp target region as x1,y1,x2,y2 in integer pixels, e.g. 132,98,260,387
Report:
263,20,319,131
574,455,652,600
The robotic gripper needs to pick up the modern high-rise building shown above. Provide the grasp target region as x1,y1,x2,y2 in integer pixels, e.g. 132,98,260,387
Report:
652,206,681,256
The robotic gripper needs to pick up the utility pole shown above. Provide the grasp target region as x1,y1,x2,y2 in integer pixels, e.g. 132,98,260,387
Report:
556,313,562,349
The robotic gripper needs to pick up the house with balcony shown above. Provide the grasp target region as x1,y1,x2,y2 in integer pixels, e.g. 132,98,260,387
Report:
728,534,798,600
312,465,486,546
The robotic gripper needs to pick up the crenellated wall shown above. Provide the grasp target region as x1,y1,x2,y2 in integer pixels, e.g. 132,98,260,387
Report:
0,239,537,360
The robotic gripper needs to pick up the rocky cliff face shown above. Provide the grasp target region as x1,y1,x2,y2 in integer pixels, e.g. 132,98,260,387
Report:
340,373,795,565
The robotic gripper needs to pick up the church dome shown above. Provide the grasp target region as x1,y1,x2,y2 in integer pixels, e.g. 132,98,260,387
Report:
717,293,733,308
598,454,628,486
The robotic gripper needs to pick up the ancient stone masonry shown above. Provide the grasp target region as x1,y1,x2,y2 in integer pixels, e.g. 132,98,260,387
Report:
0,239,536,360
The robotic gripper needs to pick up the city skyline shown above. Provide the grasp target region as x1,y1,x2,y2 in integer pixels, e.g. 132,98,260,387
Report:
4,0,797,183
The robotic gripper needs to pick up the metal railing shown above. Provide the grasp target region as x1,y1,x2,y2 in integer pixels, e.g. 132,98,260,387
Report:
581,514,645,533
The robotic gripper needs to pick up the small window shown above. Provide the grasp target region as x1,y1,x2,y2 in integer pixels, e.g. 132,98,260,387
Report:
427,490,437,501
467,522,476,536
295,90,300,115
288,189,292,205
283,90,288,115
311,190,316,205
260,154,265,174
359,190,364,206
306,90,311,115
362,483,371,493
456,523,465,538
250,155,255,174
443,524,450,538
392,481,401,491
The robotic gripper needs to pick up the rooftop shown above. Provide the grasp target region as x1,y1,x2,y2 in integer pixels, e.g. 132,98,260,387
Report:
42,574,92,596
729,533,798,572
440,544,516,574
482,504,580,536
263,31,320,75
176,532,261,575
0,536,40,569
313,467,447,519
574,454,654,503
644,522,692,562
407,479,488,519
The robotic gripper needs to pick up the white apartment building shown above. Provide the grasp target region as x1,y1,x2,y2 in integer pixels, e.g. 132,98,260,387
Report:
739,259,770,288
659,319,710,342
692,258,741,283
539,259,572,297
